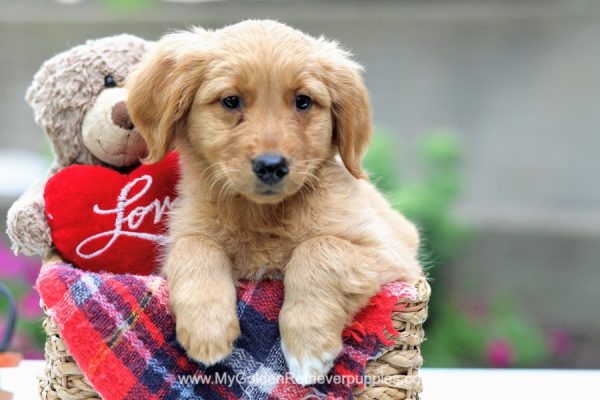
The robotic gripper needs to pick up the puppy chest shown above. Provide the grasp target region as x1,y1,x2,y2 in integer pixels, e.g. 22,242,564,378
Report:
223,233,295,279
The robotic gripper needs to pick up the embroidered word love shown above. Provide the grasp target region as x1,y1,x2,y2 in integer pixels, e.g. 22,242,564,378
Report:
76,175,173,259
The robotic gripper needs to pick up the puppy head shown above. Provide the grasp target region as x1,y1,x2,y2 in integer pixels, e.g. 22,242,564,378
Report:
127,20,371,204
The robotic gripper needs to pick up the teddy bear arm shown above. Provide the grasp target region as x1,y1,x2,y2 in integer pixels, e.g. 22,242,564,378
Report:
6,179,53,257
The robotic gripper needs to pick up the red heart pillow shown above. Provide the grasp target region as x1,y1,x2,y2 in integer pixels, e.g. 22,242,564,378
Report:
44,152,180,275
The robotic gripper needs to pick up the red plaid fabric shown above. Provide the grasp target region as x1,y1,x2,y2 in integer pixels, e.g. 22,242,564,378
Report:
37,263,416,400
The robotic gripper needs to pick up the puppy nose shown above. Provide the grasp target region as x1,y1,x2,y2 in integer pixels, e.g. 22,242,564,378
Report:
252,154,289,185
111,101,135,130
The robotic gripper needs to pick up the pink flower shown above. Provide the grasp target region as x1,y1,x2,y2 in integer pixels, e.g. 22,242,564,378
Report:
0,242,39,284
19,290,43,319
0,245,23,279
547,329,574,358
465,299,488,320
23,349,44,360
487,338,514,367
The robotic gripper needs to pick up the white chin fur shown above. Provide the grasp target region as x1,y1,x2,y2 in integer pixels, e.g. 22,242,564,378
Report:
281,344,336,386
82,87,147,167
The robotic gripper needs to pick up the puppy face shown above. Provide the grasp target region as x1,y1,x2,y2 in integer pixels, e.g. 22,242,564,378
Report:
127,20,371,204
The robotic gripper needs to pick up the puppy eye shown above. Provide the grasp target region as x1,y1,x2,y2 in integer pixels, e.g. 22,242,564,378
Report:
221,95,241,110
104,74,117,88
295,95,312,111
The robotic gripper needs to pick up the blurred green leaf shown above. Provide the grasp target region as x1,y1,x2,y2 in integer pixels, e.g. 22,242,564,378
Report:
420,129,461,167
364,129,400,194
365,128,548,367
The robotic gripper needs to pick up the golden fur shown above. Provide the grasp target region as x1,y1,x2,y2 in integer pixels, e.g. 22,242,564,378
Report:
127,20,423,384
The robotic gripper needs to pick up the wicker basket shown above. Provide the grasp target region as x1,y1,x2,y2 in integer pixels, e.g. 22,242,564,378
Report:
37,270,430,400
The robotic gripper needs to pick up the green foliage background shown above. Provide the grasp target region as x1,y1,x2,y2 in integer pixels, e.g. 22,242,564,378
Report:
364,129,548,367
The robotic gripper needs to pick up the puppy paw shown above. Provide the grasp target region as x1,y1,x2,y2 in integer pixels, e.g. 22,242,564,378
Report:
280,311,342,385
281,343,338,385
175,304,240,366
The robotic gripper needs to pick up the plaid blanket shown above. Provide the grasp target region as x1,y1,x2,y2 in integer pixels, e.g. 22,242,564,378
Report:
37,263,416,400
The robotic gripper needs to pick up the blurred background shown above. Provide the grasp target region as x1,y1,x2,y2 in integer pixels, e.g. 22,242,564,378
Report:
0,0,598,368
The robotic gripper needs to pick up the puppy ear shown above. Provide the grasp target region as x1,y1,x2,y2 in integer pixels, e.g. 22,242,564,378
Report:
321,43,372,179
126,30,209,163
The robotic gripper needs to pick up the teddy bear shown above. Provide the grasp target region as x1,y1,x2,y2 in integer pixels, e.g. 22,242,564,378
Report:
6,34,152,259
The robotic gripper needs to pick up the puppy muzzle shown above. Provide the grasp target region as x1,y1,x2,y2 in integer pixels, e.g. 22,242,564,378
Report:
252,153,289,186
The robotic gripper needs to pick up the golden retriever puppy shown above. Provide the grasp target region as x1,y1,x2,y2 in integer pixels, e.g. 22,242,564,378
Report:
126,20,422,384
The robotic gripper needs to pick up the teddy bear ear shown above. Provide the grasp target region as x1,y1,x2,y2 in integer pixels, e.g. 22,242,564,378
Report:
23,35,155,169
25,52,88,168
126,29,210,163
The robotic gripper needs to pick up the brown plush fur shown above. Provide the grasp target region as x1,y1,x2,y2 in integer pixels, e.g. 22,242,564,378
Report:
6,34,150,258
127,20,422,383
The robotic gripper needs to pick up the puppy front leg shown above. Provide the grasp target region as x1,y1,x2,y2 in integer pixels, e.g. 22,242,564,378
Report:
280,236,409,385
165,236,240,365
